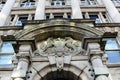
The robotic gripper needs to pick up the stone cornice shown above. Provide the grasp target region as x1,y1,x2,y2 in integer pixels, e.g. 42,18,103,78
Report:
0,26,23,30
95,23,120,27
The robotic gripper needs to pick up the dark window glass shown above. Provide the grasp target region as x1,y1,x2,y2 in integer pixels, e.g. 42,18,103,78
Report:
51,2,54,5
46,16,50,20
89,15,98,19
54,16,63,19
62,2,65,5
68,15,71,19
18,17,28,22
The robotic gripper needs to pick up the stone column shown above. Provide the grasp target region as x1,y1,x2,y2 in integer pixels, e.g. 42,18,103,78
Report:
12,45,31,80
63,13,68,18
88,43,110,80
12,14,18,25
34,0,46,20
71,0,83,19
50,13,54,19
0,0,15,26
101,0,120,22
85,12,89,18
14,58,29,80
99,12,106,23
28,14,33,20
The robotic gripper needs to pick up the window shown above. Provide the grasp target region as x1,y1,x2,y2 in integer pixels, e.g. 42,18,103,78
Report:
20,0,35,8
46,15,50,20
81,0,88,5
112,0,120,5
80,0,96,6
89,0,96,5
54,15,63,19
0,1,5,9
102,13,110,23
105,39,120,63
51,0,65,6
68,15,71,19
0,42,14,66
89,15,101,23
16,16,28,26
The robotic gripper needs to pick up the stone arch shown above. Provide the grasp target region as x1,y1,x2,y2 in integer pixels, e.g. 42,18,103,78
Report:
28,63,91,80
15,19,104,41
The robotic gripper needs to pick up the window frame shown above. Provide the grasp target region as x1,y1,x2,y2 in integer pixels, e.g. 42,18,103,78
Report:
112,0,120,5
20,1,36,8
0,41,15,66
51,0,65,6
89,14,102,23
104,38,120,63
16,16,28,26
80,0,96,6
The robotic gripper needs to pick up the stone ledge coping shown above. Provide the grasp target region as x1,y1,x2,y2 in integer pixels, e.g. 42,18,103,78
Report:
0,65,14,71
106,62,120,67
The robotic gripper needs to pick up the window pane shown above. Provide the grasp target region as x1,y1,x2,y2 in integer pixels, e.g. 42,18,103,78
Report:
81,0,88,6
0,42,14,53
56,2,60,6
89,15,98,19
106,51,120,63
105,39,119,50
18,17,28,22
0,55,13,66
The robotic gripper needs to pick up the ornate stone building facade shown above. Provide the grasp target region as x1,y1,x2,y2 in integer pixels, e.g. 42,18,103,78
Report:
0,0,120,80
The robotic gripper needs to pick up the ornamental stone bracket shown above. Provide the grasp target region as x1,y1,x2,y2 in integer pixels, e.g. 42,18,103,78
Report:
33,37,86,71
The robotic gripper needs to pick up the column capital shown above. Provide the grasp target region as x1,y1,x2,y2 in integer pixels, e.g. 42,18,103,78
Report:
16,44,32,58
19,58,29,63
90,55,101,61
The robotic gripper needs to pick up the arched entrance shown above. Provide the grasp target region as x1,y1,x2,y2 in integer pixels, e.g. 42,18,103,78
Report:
29,62,91,80
42,70,81,80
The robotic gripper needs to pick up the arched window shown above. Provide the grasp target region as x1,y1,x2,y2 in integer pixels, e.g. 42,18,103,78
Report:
20,0,35,8
0,0,5,9
51,0,65,6
0,42,14,66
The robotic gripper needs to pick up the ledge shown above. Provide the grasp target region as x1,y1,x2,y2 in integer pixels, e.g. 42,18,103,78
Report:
95,23,120,27
0,26,23,30
106,62,120,68
0,65,14,71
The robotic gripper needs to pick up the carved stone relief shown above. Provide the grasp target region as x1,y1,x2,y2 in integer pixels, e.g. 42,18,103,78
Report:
33,37,85,70
35,37,85,56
